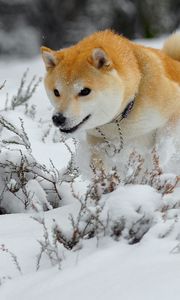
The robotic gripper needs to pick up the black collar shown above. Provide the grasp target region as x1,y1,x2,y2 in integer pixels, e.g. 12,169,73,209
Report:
121,98,135,119
113,97,135,123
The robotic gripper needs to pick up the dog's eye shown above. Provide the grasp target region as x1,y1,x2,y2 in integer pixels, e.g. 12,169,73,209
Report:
54,89,60,97
79,87,91,96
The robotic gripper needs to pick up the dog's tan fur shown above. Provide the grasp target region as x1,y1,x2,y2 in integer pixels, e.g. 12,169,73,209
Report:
41,30,180,158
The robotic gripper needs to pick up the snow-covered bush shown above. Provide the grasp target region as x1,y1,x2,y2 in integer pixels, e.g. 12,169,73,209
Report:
0,74,78,213
0,121,79,213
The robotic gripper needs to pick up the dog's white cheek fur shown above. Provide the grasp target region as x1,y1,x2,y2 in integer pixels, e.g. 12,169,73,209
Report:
71,87,123,131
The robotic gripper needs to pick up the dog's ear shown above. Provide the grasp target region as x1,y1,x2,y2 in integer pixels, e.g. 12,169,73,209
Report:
89,48,112,69
41,46,58,70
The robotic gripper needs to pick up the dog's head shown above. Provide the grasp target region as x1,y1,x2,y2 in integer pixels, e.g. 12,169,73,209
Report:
41,34,140,135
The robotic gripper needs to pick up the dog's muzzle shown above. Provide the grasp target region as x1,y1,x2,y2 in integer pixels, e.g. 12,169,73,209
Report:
59,114,91,133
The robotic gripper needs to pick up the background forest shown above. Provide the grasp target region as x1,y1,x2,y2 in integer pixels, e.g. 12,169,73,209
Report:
0,0,179,57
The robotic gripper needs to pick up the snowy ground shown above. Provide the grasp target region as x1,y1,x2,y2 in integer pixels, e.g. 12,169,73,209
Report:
0,37,180,300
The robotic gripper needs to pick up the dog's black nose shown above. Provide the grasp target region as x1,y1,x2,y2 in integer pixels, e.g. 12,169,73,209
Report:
52,113,66,127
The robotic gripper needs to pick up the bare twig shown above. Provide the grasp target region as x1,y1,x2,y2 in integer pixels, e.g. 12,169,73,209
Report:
0,81,6,90
0,244,22,275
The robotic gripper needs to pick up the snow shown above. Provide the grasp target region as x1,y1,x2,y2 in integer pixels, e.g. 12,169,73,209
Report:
0,36,180,300
0,231,179,300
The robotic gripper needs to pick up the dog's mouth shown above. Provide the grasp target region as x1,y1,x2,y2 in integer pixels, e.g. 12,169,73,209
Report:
60,114,91,134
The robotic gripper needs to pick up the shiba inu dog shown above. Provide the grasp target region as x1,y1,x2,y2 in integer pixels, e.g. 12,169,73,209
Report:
41,30,180,166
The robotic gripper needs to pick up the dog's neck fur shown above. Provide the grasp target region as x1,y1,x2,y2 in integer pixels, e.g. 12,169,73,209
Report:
88,90,167,147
